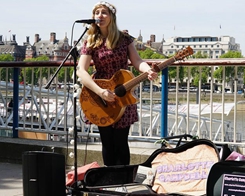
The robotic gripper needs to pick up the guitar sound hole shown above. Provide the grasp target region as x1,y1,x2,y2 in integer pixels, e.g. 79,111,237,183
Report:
114,85,126,97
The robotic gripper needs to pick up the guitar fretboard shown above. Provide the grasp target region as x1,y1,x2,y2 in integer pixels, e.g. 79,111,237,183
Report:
123,57,176,91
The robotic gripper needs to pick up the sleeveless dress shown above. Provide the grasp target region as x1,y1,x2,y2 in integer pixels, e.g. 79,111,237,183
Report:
80,35,138,128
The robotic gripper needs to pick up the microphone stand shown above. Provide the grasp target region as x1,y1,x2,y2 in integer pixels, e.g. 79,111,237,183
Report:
45,25,89,196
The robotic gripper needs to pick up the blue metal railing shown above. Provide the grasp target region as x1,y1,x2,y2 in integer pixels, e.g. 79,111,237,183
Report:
1,59,245,146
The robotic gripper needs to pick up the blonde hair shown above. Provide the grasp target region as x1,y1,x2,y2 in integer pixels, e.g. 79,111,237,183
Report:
86,2,122,49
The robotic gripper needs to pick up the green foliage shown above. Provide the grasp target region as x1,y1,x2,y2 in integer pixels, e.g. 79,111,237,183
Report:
136,49,166,79
138,49,154,59
190,66,210,86
179,66,185,84
213,68,222,82
24,55,49,62
23,55,74,85
190,51,243,86
138,48,166,59
24,55,50,84
0,54,14,61
168,66,177,82
88,66,95,75
56,67,74,83
194,70,209,86
0,54,15,81
220,51,243,58
214,51,244,82
24,68,34,84
168,66,186,87
192,51,208,59
150,52,166,59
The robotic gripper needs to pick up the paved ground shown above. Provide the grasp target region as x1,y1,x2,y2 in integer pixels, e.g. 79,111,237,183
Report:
0,162,23,196
0,137,158,196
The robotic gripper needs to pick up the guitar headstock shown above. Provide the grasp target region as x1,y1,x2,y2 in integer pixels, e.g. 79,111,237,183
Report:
174,46,193,61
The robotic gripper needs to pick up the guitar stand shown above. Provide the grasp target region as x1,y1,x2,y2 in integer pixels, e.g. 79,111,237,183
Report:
45,25,90,196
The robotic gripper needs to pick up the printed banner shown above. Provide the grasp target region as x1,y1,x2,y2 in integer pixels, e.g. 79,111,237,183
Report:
152,144,219,195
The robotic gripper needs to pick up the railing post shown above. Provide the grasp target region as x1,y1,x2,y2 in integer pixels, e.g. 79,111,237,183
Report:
12,68,19,138
161,68,168,137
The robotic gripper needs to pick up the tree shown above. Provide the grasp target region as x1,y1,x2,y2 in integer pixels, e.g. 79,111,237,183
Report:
188,51,209,87
56,67,74,83
213,51,243,82
167,53,186,87
138,48,154,59
191,67,210,86
133,48,166,82
220,51,243,58
0,54,15,81
213,51,244,92
24,55,50,85
192,51,208,59
138,48,165,59
24,55,74,85
0,54,14,61
24,55,50,62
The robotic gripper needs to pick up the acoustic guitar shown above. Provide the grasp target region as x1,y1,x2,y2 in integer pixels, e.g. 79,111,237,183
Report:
79,46,193,127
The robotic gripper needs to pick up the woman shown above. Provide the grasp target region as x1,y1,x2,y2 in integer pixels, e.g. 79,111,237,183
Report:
77,1,158,166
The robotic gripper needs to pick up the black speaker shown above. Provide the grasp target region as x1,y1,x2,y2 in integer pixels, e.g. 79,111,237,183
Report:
22,151,66,196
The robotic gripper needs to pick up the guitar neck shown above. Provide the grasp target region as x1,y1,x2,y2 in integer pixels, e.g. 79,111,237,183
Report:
124,57,176,91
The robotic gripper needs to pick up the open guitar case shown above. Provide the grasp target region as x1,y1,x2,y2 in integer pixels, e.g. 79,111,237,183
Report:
73,134,225,196
72,134,234,196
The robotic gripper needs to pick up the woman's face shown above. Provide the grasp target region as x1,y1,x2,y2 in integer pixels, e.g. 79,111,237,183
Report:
94,6,111,29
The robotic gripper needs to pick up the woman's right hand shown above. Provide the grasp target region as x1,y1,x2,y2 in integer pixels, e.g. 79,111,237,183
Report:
100,89,116,102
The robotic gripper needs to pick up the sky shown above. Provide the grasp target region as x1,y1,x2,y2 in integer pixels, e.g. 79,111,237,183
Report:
1,0,245,56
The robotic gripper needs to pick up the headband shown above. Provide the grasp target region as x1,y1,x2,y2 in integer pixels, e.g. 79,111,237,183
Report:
94,1,116,14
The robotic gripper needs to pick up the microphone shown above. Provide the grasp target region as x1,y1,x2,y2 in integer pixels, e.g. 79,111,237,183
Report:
75,19,100,24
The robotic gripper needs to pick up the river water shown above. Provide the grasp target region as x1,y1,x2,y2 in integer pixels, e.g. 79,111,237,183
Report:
211,109,245,141
186,104,245,142
141,102,245,142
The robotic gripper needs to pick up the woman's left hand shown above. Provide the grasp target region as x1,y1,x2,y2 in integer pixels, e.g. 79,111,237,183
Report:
147,69,158,81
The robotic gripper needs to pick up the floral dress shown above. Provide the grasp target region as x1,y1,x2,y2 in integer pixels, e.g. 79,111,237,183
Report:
80,35,138,128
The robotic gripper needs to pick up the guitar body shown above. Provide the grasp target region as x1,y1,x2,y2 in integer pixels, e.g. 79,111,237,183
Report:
80,69,139,127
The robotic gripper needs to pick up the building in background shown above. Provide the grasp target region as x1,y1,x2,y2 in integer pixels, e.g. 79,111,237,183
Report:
161,35,241,58
0,32,71,61
135,31,165,55
0,34,28,61
160,35,242,92
27,32,71,61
